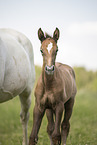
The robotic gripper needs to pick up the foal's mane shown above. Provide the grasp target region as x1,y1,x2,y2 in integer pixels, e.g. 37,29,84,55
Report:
45,33,53,39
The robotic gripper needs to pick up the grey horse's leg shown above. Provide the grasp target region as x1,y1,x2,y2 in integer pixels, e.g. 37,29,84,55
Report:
61,98,74,145
51,103,64,145
46,109,55,145
29,104,45,145
19,89,31,145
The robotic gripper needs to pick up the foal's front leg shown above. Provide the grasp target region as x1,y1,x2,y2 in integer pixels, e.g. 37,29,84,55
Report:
52,103,64,145
46,109,55,145
29,104,45,145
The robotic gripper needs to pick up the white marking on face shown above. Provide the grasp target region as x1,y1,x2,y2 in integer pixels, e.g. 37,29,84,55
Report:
47,42,53,53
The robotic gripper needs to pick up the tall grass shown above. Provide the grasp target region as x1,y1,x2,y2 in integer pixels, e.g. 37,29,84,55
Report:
0,66,97,145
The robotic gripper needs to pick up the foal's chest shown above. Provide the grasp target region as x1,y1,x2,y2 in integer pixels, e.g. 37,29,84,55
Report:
40,87,64,110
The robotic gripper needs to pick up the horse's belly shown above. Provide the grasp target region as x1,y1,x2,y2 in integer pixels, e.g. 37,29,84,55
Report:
0,67,30,103
0,88,13,103
0,73,27,103
2,67,30,97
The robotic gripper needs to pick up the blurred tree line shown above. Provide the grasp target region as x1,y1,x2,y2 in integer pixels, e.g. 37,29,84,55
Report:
74,67,97,92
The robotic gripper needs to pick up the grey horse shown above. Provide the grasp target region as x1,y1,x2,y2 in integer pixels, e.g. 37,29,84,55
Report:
0,28,35,145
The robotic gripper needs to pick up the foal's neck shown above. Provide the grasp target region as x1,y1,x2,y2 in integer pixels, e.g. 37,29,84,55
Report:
42,65,56,88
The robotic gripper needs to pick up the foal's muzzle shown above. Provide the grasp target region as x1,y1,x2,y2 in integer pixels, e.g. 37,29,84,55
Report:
45,65,55,75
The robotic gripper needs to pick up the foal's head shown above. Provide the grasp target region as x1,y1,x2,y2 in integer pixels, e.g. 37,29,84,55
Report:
38,28,60,75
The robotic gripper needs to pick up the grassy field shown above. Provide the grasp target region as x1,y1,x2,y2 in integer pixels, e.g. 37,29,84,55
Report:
0,66,97,145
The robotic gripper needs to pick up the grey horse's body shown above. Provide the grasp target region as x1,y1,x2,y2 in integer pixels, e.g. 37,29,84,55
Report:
0,29,35,145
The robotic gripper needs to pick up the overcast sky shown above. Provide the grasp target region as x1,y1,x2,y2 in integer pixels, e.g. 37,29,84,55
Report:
0,0,97,70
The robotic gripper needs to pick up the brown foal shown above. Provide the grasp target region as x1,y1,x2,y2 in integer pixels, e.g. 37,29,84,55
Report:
29,28,77,145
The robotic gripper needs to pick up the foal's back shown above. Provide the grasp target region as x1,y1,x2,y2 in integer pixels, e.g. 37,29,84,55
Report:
56,62,77,100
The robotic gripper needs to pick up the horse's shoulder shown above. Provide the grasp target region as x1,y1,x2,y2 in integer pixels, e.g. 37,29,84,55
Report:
56,62,75,78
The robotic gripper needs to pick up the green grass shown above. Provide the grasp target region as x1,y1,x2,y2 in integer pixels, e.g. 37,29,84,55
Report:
0,66,97,145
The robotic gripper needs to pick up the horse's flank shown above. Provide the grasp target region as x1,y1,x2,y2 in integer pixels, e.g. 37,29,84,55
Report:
0,29,35,103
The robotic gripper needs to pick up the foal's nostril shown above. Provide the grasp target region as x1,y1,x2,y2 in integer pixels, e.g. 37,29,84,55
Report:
45,66,48,71
52,65,54,71
50,65,54,71
45,65,55,72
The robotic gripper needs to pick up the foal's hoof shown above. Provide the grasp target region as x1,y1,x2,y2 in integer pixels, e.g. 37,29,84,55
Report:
52,135,61,145
29,137,38,145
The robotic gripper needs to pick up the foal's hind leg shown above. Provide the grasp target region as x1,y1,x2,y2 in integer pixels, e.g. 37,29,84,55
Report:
19,89,31,145
61,98,74,145
46,109,55,145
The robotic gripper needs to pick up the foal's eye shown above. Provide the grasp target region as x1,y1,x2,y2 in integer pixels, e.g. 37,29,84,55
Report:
56,49,58,53
40,49,43,54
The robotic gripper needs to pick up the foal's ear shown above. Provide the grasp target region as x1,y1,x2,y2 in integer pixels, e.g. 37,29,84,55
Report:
38,28,45,43
53,28,60,43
